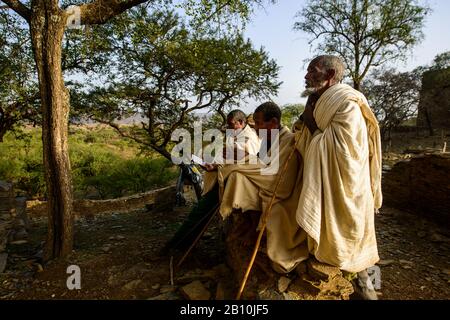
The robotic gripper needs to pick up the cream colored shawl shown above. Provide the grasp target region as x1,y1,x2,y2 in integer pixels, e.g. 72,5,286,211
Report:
204,127,310,272
214,127,299,218
233,124,261,158
203,124,260,193
295,83,382,273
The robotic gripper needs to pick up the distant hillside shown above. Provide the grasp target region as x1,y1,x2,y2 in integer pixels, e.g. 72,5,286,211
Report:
72,112,213,126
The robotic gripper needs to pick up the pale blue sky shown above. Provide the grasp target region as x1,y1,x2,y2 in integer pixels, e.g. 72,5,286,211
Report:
240,0,450,112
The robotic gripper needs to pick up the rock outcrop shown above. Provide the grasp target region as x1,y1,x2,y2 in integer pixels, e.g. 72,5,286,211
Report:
382,153,450,228
417,67,450,132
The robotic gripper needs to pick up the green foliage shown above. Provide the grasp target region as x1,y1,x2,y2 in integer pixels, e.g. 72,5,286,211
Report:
0,10,40,141
0,128,45,197
180,0,274,33
72,8,280,160
69,126,178,199
79,156,177,199
430,51,450,71
294,0,430,89
281,103,305,129
0,127,177,199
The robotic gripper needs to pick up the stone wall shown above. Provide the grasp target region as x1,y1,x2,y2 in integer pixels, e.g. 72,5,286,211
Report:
382,153,450,228
26,185,176,217
417,68,450,132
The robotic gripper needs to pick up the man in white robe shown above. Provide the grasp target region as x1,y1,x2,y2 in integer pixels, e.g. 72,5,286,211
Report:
294,55,382,299
205,109,260,171
161,110,260,255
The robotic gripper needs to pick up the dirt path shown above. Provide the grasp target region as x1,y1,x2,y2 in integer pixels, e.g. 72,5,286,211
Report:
0,204,449,300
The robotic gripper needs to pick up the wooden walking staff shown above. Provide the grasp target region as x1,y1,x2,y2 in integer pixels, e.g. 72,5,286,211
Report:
236,136,301,300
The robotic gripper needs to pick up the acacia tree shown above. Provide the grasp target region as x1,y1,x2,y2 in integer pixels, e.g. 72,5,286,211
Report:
1,0,270,261
294,0,429,90
429,51,450,71
363,68,421,141
0,10,40,141
0,4,108,142
73,8,280,160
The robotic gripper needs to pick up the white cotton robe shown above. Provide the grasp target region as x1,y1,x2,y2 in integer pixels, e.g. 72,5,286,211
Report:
295,83,382,273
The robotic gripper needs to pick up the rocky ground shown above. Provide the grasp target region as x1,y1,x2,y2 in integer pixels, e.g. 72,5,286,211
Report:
374,207,449,299
0,199,449,300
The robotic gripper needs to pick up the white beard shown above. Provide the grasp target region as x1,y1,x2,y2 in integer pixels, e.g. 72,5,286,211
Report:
225,128,242,138
301,87,318,97
301,80,328,97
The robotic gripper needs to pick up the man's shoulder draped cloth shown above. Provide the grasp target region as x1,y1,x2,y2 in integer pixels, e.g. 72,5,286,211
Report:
203,127,310,272
315,83,382,208
203,124,261,194
204,126,298,211
294,83,382,272
235,124,261,157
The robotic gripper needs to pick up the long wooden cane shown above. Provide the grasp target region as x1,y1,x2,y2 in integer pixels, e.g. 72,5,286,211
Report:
236,138,300,300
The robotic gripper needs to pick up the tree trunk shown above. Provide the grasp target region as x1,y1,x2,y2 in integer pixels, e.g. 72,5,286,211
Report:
30,0,73,261
353,79,361,91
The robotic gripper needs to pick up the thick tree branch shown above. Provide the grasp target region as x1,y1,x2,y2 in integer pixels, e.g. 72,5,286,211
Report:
78,0,150,25
1,0,31,22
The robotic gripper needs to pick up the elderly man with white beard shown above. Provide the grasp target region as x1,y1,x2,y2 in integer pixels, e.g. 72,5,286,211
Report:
291,55,383,300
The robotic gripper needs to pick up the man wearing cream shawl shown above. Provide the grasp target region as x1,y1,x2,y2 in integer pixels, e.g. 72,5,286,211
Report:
202,102,310,277
205,109,261,170
292,55,382,299
160,109,260,255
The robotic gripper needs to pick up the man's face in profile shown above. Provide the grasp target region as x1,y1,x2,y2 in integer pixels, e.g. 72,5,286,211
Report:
253,111,277,139
303,60,328,97
226,117,245,131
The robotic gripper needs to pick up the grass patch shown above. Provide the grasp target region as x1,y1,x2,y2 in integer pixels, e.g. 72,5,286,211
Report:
0,125,178,199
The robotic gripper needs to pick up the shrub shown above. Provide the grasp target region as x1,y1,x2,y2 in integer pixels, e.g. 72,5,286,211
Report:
0,126,177,199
